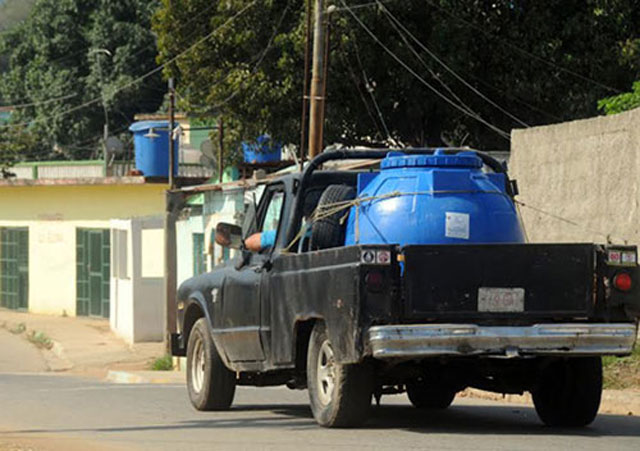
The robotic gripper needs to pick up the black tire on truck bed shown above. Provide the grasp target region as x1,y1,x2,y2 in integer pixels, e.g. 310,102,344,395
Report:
307,321,374,427
310,184,356,250
532,357,602,427
187,317,236,411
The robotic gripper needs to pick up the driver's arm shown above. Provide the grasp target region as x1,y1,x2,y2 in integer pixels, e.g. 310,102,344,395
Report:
245,229,276,252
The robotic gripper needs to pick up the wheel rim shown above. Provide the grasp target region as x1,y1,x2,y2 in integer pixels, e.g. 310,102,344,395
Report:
316,339,336,406
191,334,206,393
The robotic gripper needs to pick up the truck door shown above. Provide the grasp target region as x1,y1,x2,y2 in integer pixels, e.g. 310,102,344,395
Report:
217,185,285,362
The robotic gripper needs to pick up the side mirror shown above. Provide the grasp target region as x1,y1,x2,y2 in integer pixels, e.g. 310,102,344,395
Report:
215,222,243,250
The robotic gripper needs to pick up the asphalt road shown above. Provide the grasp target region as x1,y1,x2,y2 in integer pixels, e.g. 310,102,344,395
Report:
1,373,640,450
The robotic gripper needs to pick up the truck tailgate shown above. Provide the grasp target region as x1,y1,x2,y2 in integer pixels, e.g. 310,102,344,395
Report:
402,244,594,321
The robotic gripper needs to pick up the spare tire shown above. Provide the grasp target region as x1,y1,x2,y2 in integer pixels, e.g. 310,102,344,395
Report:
310,184,356,250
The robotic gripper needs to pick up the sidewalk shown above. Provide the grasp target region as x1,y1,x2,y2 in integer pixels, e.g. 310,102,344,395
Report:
0,308,164,378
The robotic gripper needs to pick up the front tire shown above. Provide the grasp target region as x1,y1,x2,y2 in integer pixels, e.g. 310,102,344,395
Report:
307,322,374,427
186,317,236,411
532,357,602,427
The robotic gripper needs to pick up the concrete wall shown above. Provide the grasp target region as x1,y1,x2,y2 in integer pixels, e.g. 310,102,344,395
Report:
510,108,640,245
0,183,167,316
110,216,165,343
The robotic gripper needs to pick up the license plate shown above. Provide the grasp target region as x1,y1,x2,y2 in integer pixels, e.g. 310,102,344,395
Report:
477,288,525,312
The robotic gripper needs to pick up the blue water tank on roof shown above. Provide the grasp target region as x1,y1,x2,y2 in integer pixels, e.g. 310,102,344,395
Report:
344,150,525,246
129,120,179,177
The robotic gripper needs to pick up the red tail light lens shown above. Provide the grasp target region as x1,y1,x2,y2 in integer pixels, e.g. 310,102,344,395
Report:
613,272,632,292
365,270,385,292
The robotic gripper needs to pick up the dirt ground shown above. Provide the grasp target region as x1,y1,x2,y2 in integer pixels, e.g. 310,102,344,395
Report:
603,346,640,389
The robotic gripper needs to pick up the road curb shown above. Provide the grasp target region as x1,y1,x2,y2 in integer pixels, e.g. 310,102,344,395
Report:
44,340,74,372
106,370,184,385
460,387,640,416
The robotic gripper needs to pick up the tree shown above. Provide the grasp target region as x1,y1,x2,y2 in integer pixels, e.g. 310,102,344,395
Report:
0,0,164,160
154,0,640,153
0,126,44,178
599,81,640,115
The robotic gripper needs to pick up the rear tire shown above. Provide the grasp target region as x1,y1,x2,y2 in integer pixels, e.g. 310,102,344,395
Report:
307,322,374,427
310,184,355,250
532,357,602,427
186,317,236,411
406,381,456,409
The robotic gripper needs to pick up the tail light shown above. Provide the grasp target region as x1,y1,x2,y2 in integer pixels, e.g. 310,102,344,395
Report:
613,272,632,292
365,270,385,293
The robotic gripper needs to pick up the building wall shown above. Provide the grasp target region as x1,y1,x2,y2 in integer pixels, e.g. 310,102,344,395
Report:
510,108,640,245
0,183,167,316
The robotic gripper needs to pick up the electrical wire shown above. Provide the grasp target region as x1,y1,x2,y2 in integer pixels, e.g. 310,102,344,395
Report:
339,0,511,141
424,0,623,94
379,1,530,128
198,3,291,113
0,93,78,110
0,0,258,131
349,32,393,141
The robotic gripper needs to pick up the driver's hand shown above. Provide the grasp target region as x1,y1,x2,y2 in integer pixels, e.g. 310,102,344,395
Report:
245,233,262,252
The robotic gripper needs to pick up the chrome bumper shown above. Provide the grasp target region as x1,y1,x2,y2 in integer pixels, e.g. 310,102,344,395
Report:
366,323,638,360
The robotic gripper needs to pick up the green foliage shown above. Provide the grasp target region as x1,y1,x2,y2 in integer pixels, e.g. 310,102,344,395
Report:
153,0,640,152
8,322,27,335
599,81,640,115
603,345,640,389
150,354,174,371
0,0,164,160
26,330,54,350
0,125,45,178
0,0,36,32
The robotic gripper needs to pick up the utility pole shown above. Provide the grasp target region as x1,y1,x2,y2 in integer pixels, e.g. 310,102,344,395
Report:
299,0,312,168
168,78,176,189
165,77,177,355
89,48,112,176
218,117,224,183
307,0,329,159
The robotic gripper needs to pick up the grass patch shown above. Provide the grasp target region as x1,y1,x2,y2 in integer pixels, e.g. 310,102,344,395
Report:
26,330,53,350
603,345,640,389
150,355,173,371
8,322,26,335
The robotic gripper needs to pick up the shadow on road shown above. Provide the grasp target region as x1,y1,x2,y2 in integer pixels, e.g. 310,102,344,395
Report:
8,403,640,437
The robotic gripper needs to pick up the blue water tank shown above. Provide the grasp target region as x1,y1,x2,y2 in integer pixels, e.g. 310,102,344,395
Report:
344,150,525,246
242,134,282,163
129,121,179,177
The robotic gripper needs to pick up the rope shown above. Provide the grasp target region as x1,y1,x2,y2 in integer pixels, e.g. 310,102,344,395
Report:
281,189,510,252
281,190,632,252
513,200,629,245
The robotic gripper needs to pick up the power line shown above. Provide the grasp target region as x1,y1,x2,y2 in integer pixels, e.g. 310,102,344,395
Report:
379,1,530,128
375,5,481,120
424,0,623,94
196,3,291,113
339,0,511,141
0,93,78,110
0,0,258,131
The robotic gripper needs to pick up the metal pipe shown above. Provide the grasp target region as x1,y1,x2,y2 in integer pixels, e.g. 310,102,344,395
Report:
168,78,176,189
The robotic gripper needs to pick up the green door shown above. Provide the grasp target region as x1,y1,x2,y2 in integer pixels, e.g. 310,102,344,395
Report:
76,229,110,318
0,227,29,310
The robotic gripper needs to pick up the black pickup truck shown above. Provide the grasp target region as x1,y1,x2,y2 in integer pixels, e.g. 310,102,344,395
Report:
171,149,640,428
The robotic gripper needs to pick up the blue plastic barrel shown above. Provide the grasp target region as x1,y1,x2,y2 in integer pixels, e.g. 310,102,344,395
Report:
128,121,179,177
242,134,281,163
344,150,525,246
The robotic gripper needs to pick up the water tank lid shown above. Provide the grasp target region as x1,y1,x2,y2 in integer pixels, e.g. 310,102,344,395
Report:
128,120,169,132
381,149,482,169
